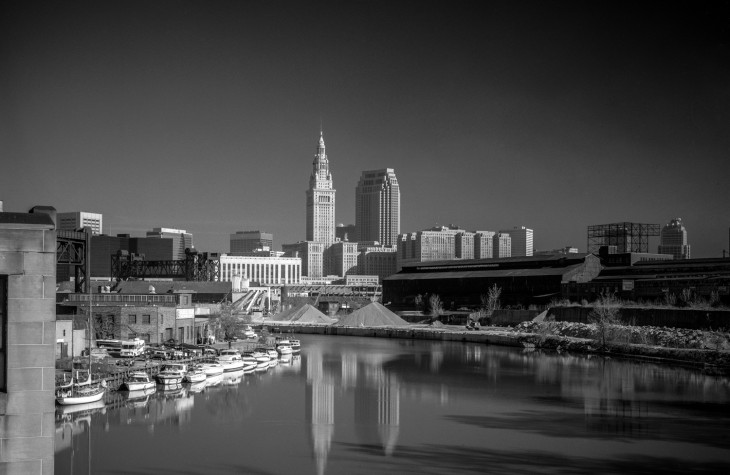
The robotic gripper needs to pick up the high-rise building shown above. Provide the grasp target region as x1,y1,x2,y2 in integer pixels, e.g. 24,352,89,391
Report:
396,226,463,270
57,211,103,235
499,226,533,257
355,169,400,246
324,241,360,277
658,218,690,259
146,227,193,260
493,233,512,258
230,231,273,253
455,231,475,259
358,243,397,282
282,241,326,278
306,132,336,246
474,231,495,259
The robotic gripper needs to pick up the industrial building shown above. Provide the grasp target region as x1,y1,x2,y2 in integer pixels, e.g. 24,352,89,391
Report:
384,253,602,310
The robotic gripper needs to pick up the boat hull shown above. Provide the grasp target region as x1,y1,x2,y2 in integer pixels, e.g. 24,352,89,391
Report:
56,388,105,406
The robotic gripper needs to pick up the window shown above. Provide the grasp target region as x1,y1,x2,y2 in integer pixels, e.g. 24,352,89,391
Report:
142,314,151,324
129,314,137,324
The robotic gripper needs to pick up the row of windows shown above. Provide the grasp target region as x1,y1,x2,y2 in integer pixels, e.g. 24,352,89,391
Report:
128,314,152,324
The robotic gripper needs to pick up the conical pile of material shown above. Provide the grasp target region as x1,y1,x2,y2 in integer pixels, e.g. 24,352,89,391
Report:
271,303,335,324
334,302,409,327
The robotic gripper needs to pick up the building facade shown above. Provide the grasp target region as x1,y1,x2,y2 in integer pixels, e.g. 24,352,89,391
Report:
57,211,103,235
306,132,336,246
283,241,326,278
355,168,400,246
493,233,512,258
499,226,533,257
657,218,690,259
335,223,356,242
397,226,463,270
357,243,397,282
219,253,302,285
455,231,475,259
146,227,193,260
230,230,273,253
474,231,495,259
325,241,360,277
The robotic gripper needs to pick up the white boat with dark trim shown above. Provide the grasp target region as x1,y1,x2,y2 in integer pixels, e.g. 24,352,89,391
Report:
156,363,187,385
217,349,245,372
240,352,258,373
121,371,155,391
290,339,301,353
275,338,293,355
199,361,224,376
184,365,207,383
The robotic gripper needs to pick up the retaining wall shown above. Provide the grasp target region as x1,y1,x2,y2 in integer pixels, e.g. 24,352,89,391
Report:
548,306,730,330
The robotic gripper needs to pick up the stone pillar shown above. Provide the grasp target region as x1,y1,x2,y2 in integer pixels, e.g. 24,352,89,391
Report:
0,207,56,474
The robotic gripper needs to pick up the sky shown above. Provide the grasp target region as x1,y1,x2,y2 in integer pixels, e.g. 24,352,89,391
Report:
2,1,729,257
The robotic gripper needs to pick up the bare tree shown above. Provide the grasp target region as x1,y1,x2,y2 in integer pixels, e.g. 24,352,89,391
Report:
474,284,502,325
428,294,443,324
589,291,622,348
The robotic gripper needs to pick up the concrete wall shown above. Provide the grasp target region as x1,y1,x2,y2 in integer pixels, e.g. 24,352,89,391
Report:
548,306,730,330
0,210,56,474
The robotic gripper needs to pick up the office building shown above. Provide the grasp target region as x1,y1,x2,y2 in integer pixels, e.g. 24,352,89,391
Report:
658,218,691,259
493,233,512,258
397,226,464,270
306,132,336,245
325,241,360,276
355,168,400,246
455,231,475,259
499,226,533,257
146,227,193,260
474,231,495,259
358,243,397,282
283,241,326,278
57,211,103,235
219,253,301,285
230,230,273,253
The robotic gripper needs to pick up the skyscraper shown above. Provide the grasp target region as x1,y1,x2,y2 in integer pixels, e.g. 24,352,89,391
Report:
355,169,400,246
306,132,336,246
658,218,690,259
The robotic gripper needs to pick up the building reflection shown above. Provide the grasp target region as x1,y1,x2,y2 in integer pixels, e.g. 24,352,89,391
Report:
305,347,335,475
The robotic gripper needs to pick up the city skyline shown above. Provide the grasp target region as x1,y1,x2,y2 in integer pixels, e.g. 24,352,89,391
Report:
2,2,728,257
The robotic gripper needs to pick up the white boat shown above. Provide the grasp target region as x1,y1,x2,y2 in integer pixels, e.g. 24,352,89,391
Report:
56,371,107,406
266,348,279,360
156,363,187,385
184,365,207,383
240,353,258,373
121,371,155,391
217,349,245,372
275,339,293,355
290,339,301,352
250,349,270,364
199,361,225,376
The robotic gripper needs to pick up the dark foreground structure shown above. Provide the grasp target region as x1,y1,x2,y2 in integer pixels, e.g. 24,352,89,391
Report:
383,254,601,311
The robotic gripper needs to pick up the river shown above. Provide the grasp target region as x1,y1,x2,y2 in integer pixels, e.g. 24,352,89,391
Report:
55,334,730,474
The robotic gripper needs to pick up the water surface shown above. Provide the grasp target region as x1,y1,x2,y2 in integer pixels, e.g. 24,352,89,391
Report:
55,335,730,474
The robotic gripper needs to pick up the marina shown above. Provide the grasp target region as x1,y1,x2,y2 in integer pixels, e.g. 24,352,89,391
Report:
55,334,730,474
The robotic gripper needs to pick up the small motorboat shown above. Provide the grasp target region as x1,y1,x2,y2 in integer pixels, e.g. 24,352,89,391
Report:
217,349,245,372
275,339,293,355
199,361,224,376
261,347,279,361
290,339,301,352
156,363,187,385
121,371,155,391
184,365,207,383
243,326,257,339
240,352,258,373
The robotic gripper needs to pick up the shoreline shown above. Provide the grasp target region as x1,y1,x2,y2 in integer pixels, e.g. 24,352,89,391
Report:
264,322,730,374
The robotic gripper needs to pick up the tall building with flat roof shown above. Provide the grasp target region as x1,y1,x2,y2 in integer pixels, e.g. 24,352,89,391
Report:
57,211,103,235
146,227,193,260
658,218,690,259
283,241,326,278
493,233,512,258
474,231,495,259
306,132,336,246
499,226,533,257
230,230,273,253
355,168,400,246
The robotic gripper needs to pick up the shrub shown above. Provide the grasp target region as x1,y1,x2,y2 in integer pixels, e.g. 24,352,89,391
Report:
589,291,622,348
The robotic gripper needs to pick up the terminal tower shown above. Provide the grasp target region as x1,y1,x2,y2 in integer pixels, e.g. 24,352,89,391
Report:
306,132,336,245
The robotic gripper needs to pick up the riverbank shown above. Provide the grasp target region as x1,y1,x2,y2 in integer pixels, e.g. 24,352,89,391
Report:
267,322,730,373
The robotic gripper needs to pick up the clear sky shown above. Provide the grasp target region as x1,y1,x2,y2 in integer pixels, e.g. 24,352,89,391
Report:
2,1,729,257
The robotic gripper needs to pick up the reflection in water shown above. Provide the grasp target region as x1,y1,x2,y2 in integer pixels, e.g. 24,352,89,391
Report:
56,336,730,474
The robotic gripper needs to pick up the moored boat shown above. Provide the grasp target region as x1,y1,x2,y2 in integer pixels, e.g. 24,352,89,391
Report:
56,371,107,406
217,349,245,372
184,365,207,383
290,339,301,352
156,363,187,385
121,371,155,391
199,361,224,376
275,338,293,355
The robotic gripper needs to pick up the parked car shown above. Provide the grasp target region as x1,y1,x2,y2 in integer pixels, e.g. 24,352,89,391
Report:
147,349,170,360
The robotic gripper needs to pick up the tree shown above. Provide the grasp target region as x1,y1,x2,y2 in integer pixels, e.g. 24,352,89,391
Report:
474,284,502,325
589,291,622,348
428,294,443,324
